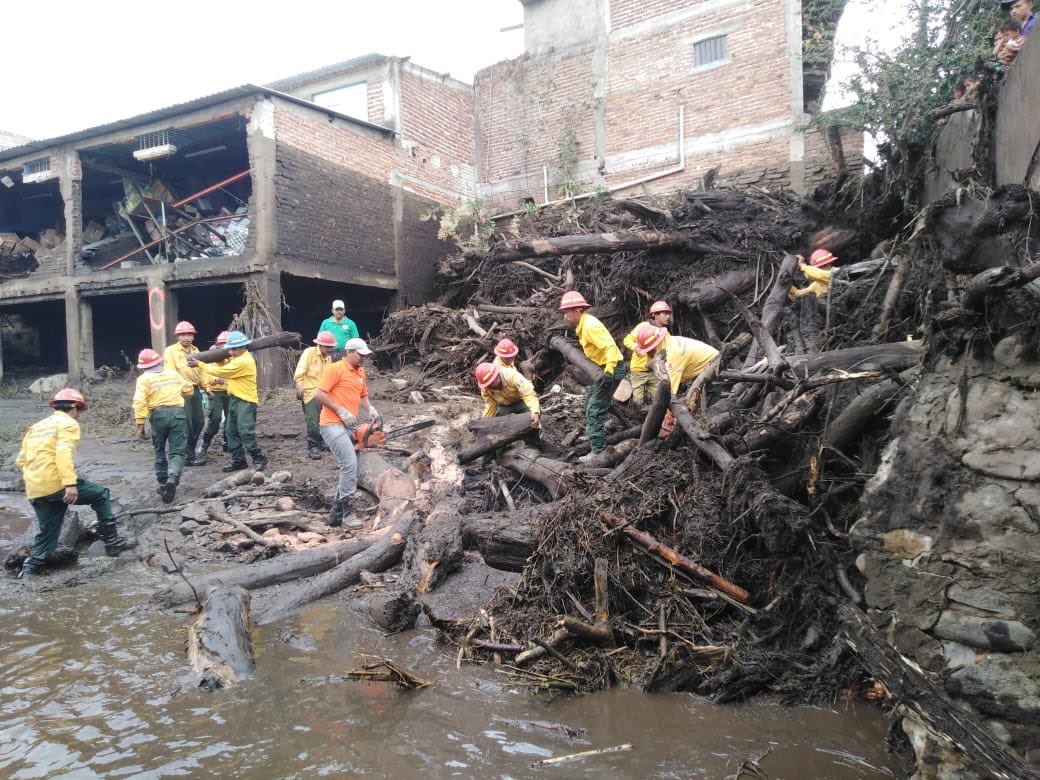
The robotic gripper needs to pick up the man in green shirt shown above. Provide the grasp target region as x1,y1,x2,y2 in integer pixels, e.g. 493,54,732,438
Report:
317,299,359,360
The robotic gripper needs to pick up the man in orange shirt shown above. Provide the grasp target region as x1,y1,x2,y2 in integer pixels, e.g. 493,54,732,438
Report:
313,337,379,528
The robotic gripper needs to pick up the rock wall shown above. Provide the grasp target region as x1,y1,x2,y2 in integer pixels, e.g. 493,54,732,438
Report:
852,341,1040,769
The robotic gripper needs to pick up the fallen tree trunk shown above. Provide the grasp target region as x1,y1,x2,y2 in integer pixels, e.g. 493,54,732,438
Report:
187,584,255,691
500,447,572,498
468,230,743,263
732,390,823,455
458,413,536,464
160,538,375,607
676,271,755,311
744,254,799,367
669,401,736,471
192,331,302,363
786,340,923,374
838,602,1036,780
356,450,416,523
256,513,419,625
823,369,919,455
461,504,554,571
550,335,601,384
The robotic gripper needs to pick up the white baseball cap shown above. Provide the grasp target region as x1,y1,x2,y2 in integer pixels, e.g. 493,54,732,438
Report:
344,337,372,355
332,299,346,310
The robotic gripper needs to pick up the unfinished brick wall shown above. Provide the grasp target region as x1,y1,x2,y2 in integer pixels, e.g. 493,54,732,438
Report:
609,0,693,30
399,67,475,197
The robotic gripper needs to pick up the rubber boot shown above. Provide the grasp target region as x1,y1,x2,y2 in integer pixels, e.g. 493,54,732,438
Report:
252,454,269,472
161,473,179,504
327,497,349,527
18,559,39,578
186,453,207,467
198,435,212,458
308,445,322,460
97,519,138,557
222,459,248,473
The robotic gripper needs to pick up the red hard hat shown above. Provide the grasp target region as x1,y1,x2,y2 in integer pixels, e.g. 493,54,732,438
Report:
809,248,836,268
634,323,666,355
137,348,163,369
174,320,196,335
559,290,590,310
648,300,672,316
216,330,230,345
475,362,501,389
494,338,519,359
50,387,87,410
313,330,338,347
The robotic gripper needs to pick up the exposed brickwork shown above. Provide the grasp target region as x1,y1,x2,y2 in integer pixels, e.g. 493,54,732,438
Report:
398,190,455,307
610,0,692,30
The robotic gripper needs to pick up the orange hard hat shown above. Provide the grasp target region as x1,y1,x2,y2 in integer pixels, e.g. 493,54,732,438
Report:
494,338,519,359
648,300,672,316
137,348,163,369
809,248,836,268
559,290,590,310
50,388,87,410
216,330,230,345
174,320,196,335
475,362,501,389
634,323,666,355
313,330,337,347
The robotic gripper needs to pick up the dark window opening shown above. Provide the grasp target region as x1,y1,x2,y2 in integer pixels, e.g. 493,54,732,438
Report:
0,300,67,372
172,283,246,347
281,274,393,343
89,292,150,370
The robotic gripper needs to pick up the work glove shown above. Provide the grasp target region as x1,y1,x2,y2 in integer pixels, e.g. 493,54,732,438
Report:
337,408,357,428
595,371,615,389
367,406,379,422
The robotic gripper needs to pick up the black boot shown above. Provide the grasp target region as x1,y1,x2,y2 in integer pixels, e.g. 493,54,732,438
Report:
198,436,212,458
18,559,40,578
308,445,322,460
186,453,207,467
252,454,269,472
161,474,179,504
327,497,350,527
222,459,248,473
156,481,167,497
98,521,138,557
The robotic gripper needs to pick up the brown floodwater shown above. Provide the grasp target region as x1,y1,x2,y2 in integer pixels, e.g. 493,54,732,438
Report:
0,501,905,780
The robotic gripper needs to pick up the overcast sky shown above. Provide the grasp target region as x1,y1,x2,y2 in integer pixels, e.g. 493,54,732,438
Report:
4,0,902,143
3,1,525,141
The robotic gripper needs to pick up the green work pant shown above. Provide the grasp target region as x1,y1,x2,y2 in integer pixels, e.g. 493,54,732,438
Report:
186,387,205,452
584,363,628,454
303,397,322,449
494,401,529,417
629,370,658,406
27,478,116,566
227,396,264,463
150,405,188,485
205,390,229,445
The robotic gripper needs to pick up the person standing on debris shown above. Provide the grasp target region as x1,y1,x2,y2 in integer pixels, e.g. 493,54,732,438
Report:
313,337,379,528
199,330,230,459
317,299,359,360
164,320,208,466
189,330,268,473
492,338,520,369
559,290,627,462
15,388,136,578
474,362,541,428
788,248,837,299
294,330,336,460
623,300,673,405
132,348,193,504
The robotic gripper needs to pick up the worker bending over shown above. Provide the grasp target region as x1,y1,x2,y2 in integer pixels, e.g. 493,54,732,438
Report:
474,361,541,428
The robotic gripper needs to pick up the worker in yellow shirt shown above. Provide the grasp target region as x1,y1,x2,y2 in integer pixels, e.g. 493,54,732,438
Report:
189,330,267,473
199,330,230,459
559,290,626,462
623,300,672,405
15,388,136,577
474,362,541,428
789,248,837,299
132,348,193,504
294,330,336,460
492,338,519,369
164,320,208,466
633,324,720,394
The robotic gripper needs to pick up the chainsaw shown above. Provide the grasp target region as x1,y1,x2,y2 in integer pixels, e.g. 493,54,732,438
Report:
352,417,435,450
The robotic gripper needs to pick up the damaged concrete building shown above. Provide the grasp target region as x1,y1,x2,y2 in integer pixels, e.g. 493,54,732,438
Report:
1,1,855,384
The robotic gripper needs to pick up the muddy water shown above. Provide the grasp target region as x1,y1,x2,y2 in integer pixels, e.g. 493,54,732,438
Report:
0,503,902,779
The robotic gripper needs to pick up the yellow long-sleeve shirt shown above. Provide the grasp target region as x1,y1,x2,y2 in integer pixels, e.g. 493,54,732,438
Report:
788,263,833,299
132,367,193,424
164,342,207,387
202,352,259,403
662,335,720,393
576,312,622,375
622,320,672,374
293,346,331,403
480,365,541,417
16,411,80,499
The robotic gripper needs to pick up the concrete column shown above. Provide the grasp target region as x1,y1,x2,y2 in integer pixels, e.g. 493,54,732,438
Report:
253,270,283,391
786,0,807,194
64,288,83,381
60,148,83,276
78,296,94,376
0,320,4,382
247,98,278,265
149,281,177,353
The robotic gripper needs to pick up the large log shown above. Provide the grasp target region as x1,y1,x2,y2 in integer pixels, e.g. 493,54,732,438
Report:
159,538,375,607
458,413,536,464
549,336,601,384
786,340,923,374
460,504,553,571
187,584,255,691
669,401,736,471
823,368,919,455
499,447,571,498
676,271,755,311
743,254,799,367
468,230,743,263
838,602,1036,780
192,331,301,363
255,512,419,625
356,450,416,521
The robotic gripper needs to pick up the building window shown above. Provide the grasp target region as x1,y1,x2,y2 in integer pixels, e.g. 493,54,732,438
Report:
692,35,728,70
313,82,369,121
22,157,50,176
